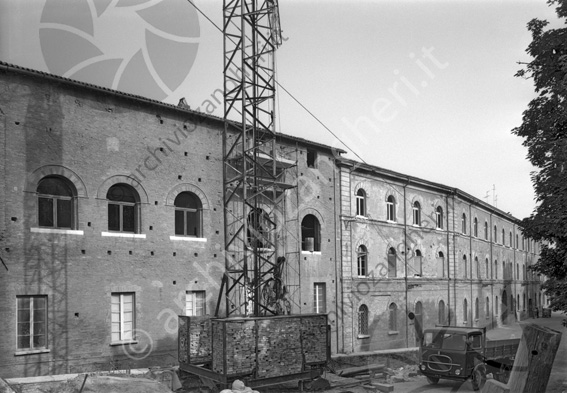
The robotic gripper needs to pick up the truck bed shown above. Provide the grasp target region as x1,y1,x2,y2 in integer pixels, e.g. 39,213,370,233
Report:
485,338,520,360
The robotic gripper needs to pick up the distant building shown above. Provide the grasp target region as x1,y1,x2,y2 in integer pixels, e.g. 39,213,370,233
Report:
0,62,543,378
335,160,543,353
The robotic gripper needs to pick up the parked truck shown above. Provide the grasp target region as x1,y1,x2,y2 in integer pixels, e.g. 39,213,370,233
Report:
417,326,520,391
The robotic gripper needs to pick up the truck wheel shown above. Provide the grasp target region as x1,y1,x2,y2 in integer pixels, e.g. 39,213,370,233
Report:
471,367,486,391
426,376,439,385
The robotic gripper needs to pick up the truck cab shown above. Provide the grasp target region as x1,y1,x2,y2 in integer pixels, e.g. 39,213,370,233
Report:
418,326,487,390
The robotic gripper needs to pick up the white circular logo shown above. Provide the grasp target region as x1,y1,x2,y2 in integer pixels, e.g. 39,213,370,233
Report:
39,0,200,101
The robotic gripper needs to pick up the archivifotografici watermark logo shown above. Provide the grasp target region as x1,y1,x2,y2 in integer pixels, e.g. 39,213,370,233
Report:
39,0,200,101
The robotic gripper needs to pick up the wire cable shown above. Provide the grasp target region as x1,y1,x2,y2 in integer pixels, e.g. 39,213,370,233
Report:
186,0,365,163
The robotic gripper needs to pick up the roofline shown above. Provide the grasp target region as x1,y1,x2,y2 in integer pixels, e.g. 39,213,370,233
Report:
337,157,523,223
0,61,344,156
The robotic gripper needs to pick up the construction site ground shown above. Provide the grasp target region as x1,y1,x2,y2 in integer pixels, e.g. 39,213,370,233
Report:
3,312,566,393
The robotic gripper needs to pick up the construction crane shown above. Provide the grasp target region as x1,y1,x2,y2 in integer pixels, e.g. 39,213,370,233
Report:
178,4,330,388
217,0,290,318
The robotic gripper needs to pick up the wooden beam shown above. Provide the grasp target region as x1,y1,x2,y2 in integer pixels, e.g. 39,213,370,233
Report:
481,323,562,393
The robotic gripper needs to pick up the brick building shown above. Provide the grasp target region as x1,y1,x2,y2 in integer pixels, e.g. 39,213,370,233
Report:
335,160,543,354
0,62,543,377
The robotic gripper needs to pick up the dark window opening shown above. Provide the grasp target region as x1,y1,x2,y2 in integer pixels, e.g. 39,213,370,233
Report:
174,192,203,237
37,176,75,229
306,149,317,168
301,214,321,251
107,184,139,233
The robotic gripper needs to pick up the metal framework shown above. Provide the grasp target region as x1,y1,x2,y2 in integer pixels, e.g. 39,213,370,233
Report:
219,0,289,317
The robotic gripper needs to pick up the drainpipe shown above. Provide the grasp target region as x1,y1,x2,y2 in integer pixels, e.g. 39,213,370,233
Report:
334,160,342,353
403,179,409,348
451,192,458,325
490,213,494,329
446,193,451,325
469,202,473,327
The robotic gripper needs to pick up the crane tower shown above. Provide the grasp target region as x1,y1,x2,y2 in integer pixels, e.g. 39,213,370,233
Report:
219,0,290,317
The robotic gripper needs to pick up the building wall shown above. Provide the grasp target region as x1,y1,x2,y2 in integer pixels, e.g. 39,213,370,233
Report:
0,67,228,377
0,65,342,378
0,64,545,377
338,162,544,353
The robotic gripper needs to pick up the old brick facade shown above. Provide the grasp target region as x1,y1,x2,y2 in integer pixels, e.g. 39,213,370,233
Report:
0,63,543,378
336,160,543,354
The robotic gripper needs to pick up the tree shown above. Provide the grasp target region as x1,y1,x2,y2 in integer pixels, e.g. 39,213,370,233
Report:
513,0,567,313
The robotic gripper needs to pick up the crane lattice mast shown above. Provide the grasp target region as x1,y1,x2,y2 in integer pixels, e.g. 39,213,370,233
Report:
218,0,286,317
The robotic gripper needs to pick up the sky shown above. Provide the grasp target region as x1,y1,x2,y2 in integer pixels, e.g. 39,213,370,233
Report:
0,0,563,219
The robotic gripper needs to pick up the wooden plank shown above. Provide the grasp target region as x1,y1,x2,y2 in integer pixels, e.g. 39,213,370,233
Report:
481,323,562,393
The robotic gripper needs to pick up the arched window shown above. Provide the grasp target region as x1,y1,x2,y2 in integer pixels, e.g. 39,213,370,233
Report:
247,208,271,248
438,300,446,325
463,254,468,279
516,234,519,249
37,176,76,229
475,257,480,279
516,263,519,280
437,251,446,277
436,206,444,229
415,301,423,345
486,297,490,319
494,225,498,243
388,248,397,278
463,298,469,323
386,195,396,222
473,217,478,237
356,189,366,216
357,245,367,277
174,192,202,237
484,221,488,240
502,229,506,245
414,249,423,276
475,298,479,320
495,296,499,316
301,214,321,251
461,213,467,234
358,304,369,336
389,303,398,331
494,260,498,279
412,201,421,226
107,184,140,233
485,258,490,279
437,251,445,277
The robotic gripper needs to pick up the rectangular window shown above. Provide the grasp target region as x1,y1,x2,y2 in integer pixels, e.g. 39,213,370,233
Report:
387,202,395,221
414,255,423,276
111,293,135,343
186,291,206,316
306,149,317,168
17,295,47,350
108,204,121,231
38,198,54,227
437,256,445,278
412,207,420,226
313,283,326,313
356,195,365,216
388,253,397,278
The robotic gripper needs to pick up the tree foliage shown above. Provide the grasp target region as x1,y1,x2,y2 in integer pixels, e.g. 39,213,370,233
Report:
513,0,567,312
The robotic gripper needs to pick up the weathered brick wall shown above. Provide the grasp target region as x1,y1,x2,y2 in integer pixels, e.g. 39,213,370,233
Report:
0,68,225,377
